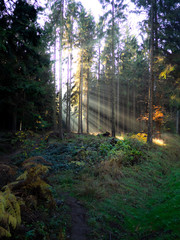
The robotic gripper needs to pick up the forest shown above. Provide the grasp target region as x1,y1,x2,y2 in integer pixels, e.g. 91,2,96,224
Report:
0,0,180,239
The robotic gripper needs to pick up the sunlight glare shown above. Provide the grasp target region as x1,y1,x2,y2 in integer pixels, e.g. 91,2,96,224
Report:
153,138,166,146
116,135,124,140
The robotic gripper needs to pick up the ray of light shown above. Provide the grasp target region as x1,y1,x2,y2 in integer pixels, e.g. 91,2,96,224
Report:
153,138,166,146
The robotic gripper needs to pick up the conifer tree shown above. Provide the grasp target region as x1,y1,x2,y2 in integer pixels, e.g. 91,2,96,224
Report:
132,0,180,138
99,0,126,137
75,7,95,133
0,0,53,131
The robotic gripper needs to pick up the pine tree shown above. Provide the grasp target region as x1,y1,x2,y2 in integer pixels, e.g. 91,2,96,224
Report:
64,1,78,133
99,0,126,137
75,7,95,134
132,0,180,137
0,0,53,131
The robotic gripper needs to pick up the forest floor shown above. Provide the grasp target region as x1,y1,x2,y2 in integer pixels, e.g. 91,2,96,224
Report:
0,131,180,240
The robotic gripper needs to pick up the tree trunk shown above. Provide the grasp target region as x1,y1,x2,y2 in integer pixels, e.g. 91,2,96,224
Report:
68,39,73,133
66,53,70,132
58,0,64,139
78,50,83,134
97,43,101,131
86,65,90,133
12,105,17,132
147,0,154,144
111,0,115,137
67,18,73,133
53,35,57,132
78,80,81,134
122,96,125,133
107,80,110,131
133,80,136,132
116,77,119,133
59,33,63,139
154,0,158,53
127,79,130,132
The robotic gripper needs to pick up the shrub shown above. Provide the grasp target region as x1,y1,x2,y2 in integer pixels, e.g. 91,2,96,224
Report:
99,143,113,156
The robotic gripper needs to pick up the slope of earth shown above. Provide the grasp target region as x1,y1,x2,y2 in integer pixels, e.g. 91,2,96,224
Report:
0,132,180,240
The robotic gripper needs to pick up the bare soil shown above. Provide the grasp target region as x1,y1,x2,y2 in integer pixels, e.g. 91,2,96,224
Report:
66,196,90,240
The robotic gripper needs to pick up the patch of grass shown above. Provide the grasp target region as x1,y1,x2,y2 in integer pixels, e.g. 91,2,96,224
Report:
7,132,180,240
48,170,76,194
63,133,180,240
128,168,180,239
75,174,107,201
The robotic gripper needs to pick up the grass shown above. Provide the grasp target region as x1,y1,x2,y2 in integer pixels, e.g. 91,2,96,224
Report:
48,133,180,240
1,132,180,239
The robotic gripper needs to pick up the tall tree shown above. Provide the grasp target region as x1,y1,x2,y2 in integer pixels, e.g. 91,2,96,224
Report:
75,7,95,134
50,0,66,138
111,0,116,137
147,0,154,143
64,0,78,133
0,0,53,131
99,0,126,137
132,0,180,137
58,0,64,139
53,27,57,132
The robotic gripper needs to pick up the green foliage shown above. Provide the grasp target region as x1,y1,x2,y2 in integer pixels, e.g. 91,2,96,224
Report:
16,159,54,207
25,229,35,240
99,142,113,156
3,155,55,221
0,152,56,238
0,187,22,238
43,133,179,240
24,220,50,240
78,134,180,240
35,115,51,131
131,132,147,142
0,0,53,131
12,131,49,159
98,137,145,166
11,130,34,145
3,133,179,240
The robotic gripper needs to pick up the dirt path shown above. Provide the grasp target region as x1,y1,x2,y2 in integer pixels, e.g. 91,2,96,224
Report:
66,196,90,240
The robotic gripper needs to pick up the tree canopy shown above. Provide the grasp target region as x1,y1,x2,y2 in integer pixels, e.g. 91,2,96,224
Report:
0,0,53,131
0,0,179,136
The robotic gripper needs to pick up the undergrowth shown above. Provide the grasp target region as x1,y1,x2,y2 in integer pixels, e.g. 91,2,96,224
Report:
46,133,180,240
53,133,180,240
0,187,21,238
80,134,180,240
1,132,180,239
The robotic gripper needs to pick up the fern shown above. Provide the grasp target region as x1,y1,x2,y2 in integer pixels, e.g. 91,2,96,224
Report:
14,160,54,207
0,187,22,238
0,157,55,238
0,226,11,238
22,156,52,169
0,164,17,188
